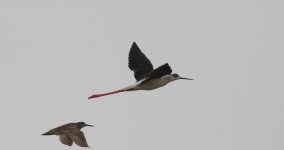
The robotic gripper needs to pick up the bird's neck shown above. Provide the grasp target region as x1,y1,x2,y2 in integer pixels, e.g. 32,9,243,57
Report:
161,74,174,81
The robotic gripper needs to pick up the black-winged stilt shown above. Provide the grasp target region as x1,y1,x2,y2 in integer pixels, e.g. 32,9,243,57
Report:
88,42,193,99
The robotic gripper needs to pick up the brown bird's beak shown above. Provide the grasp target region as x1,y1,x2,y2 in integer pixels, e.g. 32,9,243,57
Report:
85,124,94,127
179,77,194,80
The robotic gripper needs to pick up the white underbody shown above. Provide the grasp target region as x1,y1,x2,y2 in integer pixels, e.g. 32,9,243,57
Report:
122,75,174,91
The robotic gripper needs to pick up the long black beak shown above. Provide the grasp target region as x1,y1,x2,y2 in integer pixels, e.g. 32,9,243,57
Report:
85,124,94,127
179,77,194,80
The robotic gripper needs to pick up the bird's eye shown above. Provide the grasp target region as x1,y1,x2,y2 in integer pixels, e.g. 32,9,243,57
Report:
173,74,179,78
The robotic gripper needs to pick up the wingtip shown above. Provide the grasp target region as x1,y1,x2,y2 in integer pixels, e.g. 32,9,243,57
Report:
130,42,140,52
132,41,138,47
163,63,171,70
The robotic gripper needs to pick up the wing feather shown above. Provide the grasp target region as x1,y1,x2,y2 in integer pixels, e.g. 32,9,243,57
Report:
128,42,153,81
62,130,89,147
59,135,73,146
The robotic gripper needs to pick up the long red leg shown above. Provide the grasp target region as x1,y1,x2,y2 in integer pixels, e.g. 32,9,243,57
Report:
88,90,125,99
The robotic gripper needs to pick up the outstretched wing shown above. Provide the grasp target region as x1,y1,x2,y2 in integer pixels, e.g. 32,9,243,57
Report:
141,63,172,83
59,135,73,146
128,42,153,81
42,123,73,135
62,130,89,147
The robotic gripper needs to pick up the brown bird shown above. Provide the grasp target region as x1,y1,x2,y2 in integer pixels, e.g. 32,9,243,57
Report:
42,122,93,148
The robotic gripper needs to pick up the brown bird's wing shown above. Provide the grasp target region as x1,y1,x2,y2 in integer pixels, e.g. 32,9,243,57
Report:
42,123,74,135
59,135,73,146
62,130,89,147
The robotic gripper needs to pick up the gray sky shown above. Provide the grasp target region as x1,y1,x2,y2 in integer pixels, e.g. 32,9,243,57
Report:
0,0,283,150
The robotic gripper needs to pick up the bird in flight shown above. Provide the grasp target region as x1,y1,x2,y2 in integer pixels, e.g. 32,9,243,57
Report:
88,42,193,99
42,122,93,148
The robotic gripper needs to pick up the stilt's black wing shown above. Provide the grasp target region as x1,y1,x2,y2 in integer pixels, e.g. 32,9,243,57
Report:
128,42,154,81
141,63,172,83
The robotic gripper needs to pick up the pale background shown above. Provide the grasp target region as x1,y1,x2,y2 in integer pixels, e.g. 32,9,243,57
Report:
0,0,283,150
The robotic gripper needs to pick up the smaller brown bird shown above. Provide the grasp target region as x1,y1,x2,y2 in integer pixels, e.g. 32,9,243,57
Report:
42,122,93,148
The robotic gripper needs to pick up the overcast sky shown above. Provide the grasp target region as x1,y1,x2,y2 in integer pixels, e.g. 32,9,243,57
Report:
0,0,283,150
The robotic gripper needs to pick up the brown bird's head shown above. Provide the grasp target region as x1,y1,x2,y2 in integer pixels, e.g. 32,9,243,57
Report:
77,122,93,129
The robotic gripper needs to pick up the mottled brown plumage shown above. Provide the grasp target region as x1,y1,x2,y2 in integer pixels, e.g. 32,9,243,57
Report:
42,122,93,148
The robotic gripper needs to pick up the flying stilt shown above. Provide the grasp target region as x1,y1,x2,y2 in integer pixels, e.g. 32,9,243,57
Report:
88,42,193,99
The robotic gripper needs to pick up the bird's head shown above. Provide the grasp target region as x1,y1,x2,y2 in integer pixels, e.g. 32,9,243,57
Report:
77,122,94,129
170,73,194,81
